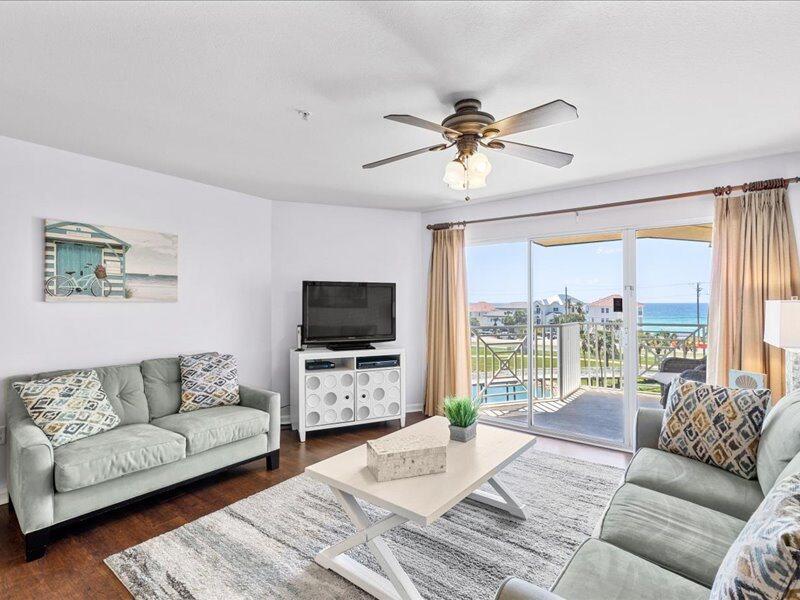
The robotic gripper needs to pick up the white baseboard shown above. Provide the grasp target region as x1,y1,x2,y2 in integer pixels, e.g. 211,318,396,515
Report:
0,486,7,506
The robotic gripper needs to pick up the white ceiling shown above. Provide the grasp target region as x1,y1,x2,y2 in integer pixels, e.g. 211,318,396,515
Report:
2,1,800,211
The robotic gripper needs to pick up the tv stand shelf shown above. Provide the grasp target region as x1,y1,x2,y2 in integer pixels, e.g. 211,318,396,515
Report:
290,347,406,442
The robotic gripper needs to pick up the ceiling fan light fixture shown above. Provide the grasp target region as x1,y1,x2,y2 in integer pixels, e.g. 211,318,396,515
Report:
442,151,491,190
443,158,467,190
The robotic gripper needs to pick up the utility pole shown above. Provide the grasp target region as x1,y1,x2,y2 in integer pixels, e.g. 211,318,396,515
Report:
696,282,702,327
564,285,569,313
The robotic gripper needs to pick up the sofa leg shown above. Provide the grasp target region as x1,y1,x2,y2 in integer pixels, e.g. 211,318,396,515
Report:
25,528,49,561
266,450,280,471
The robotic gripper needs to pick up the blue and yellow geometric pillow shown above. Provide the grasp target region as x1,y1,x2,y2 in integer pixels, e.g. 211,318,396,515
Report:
659,377,770,479
12,370,120,447
710,473,800,599
179,352,240,413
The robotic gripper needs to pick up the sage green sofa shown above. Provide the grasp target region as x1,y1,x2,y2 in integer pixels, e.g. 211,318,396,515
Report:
496,391,800,600
5,357,281,561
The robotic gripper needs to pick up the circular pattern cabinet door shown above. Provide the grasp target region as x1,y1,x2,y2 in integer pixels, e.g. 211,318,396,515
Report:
306,371,355,427
354,368,401,421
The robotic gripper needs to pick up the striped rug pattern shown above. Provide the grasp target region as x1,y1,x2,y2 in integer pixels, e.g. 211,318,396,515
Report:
105,449,622,599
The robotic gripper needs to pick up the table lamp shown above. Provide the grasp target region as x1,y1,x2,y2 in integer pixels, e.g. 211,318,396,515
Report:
764,298,800,393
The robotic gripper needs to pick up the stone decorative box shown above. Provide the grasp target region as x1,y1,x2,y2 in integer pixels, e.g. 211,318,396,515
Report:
367,432,447,482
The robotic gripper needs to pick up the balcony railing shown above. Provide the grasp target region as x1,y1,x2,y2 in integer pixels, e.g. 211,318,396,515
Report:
471,321,707,405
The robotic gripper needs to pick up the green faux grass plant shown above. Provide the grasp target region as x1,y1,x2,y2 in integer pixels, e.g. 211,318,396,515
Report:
443,396,479,428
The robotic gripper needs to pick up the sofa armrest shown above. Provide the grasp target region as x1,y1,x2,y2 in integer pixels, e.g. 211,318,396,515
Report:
7,417,55,533
635,407,665,450
495,577,564,600
239,385,280,452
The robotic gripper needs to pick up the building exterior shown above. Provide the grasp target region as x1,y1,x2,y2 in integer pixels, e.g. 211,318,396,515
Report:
45,221,130,297
469,294,584,327
586,294,644,324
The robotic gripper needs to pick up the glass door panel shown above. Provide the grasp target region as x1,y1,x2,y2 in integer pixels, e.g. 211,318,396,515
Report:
528,232,629,446
466,241,530,427
635,224,712,410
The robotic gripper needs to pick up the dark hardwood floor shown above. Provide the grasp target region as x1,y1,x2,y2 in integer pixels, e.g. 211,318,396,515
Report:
0,415,426,598
0,413,628,599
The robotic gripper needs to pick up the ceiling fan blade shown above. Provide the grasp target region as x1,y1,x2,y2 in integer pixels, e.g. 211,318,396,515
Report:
487,100,578,137
485,139,574,168
362,143,450,169
384,114,461,137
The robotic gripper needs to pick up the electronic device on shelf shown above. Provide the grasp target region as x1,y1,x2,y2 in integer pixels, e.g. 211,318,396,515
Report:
305,360,336,371
290,347,406,442
357,356,401,370
301,281,396,351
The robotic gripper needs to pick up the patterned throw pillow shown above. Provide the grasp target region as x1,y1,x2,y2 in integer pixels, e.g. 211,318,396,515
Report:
179,353,239,413
710,473,800,599
659,377,770,479
12,370,121,447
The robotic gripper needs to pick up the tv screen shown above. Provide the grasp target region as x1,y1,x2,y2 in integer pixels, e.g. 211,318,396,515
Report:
302,281,396,344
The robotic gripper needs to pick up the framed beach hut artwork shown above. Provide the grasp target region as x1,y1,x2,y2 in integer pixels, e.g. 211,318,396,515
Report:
44,220,178,302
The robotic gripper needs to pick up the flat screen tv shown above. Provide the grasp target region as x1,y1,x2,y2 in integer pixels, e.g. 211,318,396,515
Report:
302,281,396,350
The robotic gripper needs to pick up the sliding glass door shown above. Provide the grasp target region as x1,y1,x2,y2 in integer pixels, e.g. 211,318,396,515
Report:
467,221,712,451
527,231,635,447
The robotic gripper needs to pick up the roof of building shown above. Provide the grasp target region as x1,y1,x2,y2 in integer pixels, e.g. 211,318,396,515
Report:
469,301,495,312
495,301,527,310
46,221,131,250
588,294,644,308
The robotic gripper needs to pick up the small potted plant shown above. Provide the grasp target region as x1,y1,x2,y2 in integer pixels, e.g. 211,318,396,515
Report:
443,396,479,442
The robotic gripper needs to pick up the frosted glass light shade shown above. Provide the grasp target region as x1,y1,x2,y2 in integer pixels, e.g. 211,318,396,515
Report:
443,159,467,190
443,152,492,190
764,300,800,348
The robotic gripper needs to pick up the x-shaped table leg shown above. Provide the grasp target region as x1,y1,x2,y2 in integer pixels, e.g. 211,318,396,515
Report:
315,487,423,600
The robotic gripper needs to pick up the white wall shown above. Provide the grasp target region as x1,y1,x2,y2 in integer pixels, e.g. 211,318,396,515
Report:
0,136,273,500
269,201,426,419
423,151,800,245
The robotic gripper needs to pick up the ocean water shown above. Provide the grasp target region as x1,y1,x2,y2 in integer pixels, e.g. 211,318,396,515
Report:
641,302,707,330
125,273,177,301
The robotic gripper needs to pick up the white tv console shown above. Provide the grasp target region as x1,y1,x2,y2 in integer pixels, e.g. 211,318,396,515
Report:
290,347,406,442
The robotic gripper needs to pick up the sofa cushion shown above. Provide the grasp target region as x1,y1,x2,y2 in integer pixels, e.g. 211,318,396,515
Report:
659,377,770,479
141,357,182,419
551,538,710,600
151,405,267,455
13,370,121,448
710,473,800,600
757,389,800,495
53,423,186,492
179,353,239,413
33,363,149,426
599,483,746,587
626,448,764,520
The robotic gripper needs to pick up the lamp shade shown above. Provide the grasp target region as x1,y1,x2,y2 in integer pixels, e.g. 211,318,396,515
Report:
443,159,466,190
764,299,800,349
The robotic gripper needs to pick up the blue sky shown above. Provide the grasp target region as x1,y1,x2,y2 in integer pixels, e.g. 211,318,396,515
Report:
467,237,712,305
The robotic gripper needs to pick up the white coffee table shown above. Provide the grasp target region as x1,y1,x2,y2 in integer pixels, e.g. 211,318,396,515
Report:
305,416,536,600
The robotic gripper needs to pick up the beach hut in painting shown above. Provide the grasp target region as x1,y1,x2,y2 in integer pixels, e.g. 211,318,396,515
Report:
45,221,130,297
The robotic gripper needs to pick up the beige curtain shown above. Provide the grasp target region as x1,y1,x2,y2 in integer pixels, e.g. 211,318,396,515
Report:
707,188,800,399
424,227,471,416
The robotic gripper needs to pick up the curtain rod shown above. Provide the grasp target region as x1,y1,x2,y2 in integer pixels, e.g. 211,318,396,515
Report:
426,176,800,231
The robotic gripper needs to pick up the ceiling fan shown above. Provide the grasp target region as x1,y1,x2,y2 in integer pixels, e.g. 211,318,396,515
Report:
362,98,578,192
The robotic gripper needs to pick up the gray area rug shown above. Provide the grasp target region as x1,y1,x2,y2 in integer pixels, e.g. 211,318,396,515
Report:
105,449,623,599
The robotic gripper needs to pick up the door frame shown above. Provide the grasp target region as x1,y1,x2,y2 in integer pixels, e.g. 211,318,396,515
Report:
476,215,713,453
524,227,635,451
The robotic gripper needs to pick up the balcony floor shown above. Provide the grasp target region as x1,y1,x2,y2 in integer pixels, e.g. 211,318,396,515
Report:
479,387,662,446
